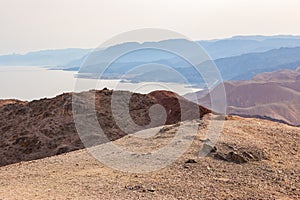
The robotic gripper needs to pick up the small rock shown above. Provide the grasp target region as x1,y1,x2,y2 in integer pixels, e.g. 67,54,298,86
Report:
125,185,142,191
213,153,227,161
148,187,155,192
214,177,230,182
242,152,255,160
225,151,247,164
185,159,197,164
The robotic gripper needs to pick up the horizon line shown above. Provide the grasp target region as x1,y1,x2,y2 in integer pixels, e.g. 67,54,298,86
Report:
2,34,300,56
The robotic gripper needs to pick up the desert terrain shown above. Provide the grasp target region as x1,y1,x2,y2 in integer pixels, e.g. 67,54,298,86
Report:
0,115,299,199
0,90,209,167
189,67,300,126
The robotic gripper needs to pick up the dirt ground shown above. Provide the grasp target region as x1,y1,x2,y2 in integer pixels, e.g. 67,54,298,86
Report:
0,116,299,200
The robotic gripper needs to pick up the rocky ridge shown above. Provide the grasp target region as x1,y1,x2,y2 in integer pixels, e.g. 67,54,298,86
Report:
0,89,210,166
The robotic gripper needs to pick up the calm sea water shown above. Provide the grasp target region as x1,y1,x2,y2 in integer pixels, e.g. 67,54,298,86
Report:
0,66,201,101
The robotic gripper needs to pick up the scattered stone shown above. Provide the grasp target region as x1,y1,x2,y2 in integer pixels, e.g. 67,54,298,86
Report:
125,185,155,193
148,187,155,192
210,143,268,164
185,159,197,164
225,151,248,164
125,185,142,191
213,153,227,161
214,177,230,182
242,151,255,160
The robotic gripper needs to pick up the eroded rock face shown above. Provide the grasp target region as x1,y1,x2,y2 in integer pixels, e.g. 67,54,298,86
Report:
148,90,211,125
0,90,210,166
208,142,269,164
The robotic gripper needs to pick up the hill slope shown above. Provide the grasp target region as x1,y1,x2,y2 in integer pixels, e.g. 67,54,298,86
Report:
189,67,300,126
0,90,209,167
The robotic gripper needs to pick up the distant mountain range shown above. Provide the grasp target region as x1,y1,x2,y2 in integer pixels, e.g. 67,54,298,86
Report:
63,35,300,70
198,35,300,59
209,46,300,80
71,46,300,86
0,48,91,66
1,35,300,66
1,35,300,85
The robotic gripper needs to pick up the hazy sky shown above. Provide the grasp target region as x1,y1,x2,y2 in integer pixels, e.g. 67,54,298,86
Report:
0,0,300,54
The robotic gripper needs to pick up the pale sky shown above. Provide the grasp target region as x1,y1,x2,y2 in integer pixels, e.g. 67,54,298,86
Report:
0,0,300,54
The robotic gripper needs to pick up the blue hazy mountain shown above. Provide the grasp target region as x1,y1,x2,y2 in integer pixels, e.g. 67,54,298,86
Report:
1,35,300,85
0,48,91,66
73,46,300,86
1,35,300,67
208,46,300,80
62,35,300,69
161,46,300,84
198,35,300,59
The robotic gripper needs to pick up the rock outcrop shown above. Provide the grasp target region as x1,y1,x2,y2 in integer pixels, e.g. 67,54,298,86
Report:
0,90,210,166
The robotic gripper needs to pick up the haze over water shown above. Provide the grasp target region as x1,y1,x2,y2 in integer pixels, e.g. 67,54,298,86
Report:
0,66,200,101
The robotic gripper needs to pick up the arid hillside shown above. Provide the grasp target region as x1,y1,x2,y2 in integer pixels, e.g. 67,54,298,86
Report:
252,66,300,82
0,99,25,107
0,90,210,167
188,66,300,126
0,115,299,199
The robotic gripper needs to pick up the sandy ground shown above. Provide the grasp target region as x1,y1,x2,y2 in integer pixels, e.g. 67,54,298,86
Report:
0,116,299,199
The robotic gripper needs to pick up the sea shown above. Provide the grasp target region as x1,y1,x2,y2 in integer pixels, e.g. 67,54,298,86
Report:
0,66,201,101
